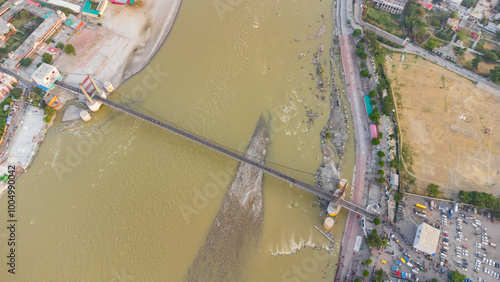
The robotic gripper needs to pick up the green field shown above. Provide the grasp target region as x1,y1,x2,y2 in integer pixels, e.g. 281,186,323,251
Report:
363,3,405,38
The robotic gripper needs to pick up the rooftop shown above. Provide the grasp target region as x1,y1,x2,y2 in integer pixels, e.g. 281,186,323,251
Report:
413,223,440,255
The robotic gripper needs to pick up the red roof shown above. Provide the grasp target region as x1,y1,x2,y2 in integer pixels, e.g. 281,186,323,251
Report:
47,47,58,55
370,124,379,138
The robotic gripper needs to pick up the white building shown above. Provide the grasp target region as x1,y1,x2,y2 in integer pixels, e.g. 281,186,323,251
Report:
372,0,408,14
31,63,62,91
413,223,440,256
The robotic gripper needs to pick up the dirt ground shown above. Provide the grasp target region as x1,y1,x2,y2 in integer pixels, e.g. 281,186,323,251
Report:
457,51,497,76
385,54,500,197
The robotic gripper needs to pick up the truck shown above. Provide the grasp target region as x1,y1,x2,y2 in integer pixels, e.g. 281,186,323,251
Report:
415,212,426,218
430,200,435,210
453,203,458,212
439,206,448,211
466,215,476,219
415,203,427,210
449,210,454,219
490,243,497,248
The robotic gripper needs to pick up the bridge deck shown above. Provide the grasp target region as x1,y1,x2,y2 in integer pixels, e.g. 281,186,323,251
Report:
54,81,380,220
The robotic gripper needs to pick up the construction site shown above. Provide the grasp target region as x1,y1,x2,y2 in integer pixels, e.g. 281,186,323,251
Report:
385,53,500,196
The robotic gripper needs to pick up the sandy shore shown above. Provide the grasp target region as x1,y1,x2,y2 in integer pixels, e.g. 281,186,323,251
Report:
55,0,182,88
102,0,182,84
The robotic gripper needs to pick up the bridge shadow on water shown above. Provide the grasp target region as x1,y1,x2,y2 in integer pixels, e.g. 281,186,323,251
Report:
187,115,270,282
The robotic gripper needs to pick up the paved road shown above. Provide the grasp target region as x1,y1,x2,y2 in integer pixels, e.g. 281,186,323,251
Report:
335,0,375,280
351,0,500,94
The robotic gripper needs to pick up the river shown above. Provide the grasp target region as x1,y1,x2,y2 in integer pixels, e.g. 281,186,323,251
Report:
0,0,355,280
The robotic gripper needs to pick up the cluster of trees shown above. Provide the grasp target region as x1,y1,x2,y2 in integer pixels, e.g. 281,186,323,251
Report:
42,53,53,64
356,40,368,59
375,269,388,282
20,58,32,67
43,106,56,123
427,183,440,197
366,229,388,248
458,190,500,216
449,270,467,282
490,66,500,84
353,29,362,36
64,44,75,55
402,0,427,42
460,0,476,8
423,36,440,51
9,88,23,100
365,31,395,116
13,10,30,20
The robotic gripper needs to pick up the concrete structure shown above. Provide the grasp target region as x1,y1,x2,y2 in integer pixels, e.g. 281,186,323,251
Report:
484,21,500,33
64,14,83,30
323,217,335,229
434,43,458,62
80,110,91,121
372,0,407,14
459,18,474,30
82,0,109,17
0,72,17,99
31,63,62,91
417,0,433,10
0,18,15,44
413,223,440,256
4,10,66,70
43,0,81,13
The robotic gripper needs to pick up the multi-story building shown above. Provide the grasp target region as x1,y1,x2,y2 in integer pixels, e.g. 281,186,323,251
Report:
31,63,62,91
3,10,66,70
0,72,17,99
372,0,408,14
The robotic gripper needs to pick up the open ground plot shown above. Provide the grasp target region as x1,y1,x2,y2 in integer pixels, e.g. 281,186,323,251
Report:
385,53,500,197
362,2,405,38
457,51,498,76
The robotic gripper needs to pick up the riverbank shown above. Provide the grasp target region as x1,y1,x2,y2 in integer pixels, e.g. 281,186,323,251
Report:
0,0,182,197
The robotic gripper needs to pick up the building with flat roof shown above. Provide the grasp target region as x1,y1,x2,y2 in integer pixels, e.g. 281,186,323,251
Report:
31,63,62,91
413,223,440,256
82,0,109,17
372,0,408,14
3,10,66,70
0,72,18,99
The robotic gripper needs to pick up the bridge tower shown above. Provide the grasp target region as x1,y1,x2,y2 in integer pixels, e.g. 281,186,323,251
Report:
326,179,348,216
79,76,107,112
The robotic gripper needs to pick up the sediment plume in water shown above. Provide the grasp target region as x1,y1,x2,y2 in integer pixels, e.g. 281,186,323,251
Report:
187,115,270,282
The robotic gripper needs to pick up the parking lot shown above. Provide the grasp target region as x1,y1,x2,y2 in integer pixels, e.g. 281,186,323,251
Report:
371,194,500,281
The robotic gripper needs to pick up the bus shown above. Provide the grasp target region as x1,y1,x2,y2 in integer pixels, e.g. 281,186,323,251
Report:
415,204,427,210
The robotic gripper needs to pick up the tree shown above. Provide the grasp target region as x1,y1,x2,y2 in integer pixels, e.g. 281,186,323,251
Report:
423,36,440,50
42,53,53,64
363,270,370,277
377,151,385,158
354,279,363,282
378,169,385,176
369,90,377,98
353,29,362,36
374,218,381,225
56,42,64,49
64,44,75,55
483,51,499,63
394,193,403,203
449,270,467,282
427,183,440,197
378,160,385,167
20,10,30,18
20,58,32,67
490,66,500,84
360,70,369,77
366,229,384,248
369,111,380,122
456,29,469,43
375,269,388,282
9,88,23,99
429,279,439,282
461,0,476,8
372,138,380,145
366,258,372,264
451,11,458,19
472,56,481,70
356,49,368,59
